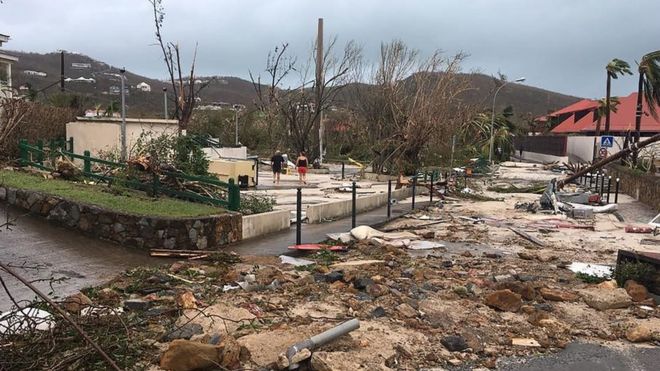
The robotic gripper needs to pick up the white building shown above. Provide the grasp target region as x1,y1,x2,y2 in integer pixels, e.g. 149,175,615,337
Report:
0,33,18,98
136,82,151,92
23,70,48,77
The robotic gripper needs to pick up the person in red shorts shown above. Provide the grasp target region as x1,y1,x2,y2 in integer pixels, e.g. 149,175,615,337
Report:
296,151,308,184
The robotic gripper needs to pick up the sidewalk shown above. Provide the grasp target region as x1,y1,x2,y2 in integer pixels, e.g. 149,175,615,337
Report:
227,197,430,256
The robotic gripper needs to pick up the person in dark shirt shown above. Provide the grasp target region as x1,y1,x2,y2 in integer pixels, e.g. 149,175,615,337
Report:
296,151,308,184
271,150,285,184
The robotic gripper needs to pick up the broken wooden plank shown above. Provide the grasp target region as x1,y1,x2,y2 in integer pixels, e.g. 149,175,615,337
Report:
508,227,545,247
640,239,660,246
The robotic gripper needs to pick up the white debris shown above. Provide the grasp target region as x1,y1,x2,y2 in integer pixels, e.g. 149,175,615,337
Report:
567,262,613,278
326,232,354,243
566,202,617,213
0,308,55,334
407,240,446,250
279,255,314,266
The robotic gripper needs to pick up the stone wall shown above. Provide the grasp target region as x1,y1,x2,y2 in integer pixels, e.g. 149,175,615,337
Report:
0,186,242,250
607,165,660,211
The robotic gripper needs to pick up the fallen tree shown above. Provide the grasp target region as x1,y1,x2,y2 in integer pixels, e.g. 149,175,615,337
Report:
557,133,660,188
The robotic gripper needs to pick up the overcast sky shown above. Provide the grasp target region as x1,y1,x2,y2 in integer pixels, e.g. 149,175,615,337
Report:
2,0,659,98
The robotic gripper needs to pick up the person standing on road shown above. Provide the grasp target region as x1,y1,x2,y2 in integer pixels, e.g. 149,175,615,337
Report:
296,151,308,184
271,150,285,184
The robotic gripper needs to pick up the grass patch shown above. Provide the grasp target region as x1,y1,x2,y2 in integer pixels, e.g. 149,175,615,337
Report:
0,170,224,218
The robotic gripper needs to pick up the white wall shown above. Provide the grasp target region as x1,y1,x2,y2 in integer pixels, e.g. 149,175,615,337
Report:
66,118,178,156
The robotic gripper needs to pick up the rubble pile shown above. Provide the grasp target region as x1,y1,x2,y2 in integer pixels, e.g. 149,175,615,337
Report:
2,163,659,370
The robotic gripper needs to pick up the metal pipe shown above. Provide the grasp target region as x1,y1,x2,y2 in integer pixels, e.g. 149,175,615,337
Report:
606,176,612,203
600,173,605,197
387,179,392,219
351,181,357,228
296,187,302,245
429,172,434,204
163,87,168,119
412,176,417,210
120,68,127,161
286,318,360,369
614,178,620,203
341,162,345,180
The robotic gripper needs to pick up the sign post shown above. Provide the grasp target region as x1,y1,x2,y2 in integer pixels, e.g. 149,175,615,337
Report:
600,136,614,148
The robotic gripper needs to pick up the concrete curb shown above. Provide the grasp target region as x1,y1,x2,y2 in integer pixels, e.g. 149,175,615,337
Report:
306,187,419,223
242,209,291,240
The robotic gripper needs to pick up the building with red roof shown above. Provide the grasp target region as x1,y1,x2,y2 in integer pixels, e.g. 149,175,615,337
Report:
543,93,660,135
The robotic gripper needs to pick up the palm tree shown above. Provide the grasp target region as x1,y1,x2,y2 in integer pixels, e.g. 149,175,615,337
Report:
593,97,620,161
633,51,660,164
604,59,632,134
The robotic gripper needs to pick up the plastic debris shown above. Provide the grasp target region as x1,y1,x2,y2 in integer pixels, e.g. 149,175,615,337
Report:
407,240,446,250
279,255,315,266
567,262,613,278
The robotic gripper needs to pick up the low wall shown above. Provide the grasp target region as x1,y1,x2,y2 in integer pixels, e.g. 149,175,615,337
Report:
519,151,568,164
0,186,242,250
306,187,416,223
607,165,660,211
242,209,291,240
361,173,397,182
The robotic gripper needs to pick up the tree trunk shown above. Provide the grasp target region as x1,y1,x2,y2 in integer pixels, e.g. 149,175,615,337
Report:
592,116,602,162
604,75,612,134
633,72,645,165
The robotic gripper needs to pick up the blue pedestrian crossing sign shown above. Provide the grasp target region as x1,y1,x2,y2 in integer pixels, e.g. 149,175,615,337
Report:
600,136,614,148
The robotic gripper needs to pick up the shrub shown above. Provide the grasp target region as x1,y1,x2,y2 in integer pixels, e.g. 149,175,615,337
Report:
613,260,657,287
239,194,275,215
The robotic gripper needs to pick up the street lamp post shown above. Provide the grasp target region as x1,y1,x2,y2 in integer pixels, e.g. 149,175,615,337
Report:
162,87,168,119
489,77,525,164
120,68,127,161
233,104,241,146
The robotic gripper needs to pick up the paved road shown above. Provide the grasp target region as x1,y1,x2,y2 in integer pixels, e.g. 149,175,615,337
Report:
0,206,156,311
497,342,660,371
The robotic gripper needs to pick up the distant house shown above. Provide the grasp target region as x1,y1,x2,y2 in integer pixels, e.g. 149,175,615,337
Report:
71,62,92,69
108,85,129,96
136,82,151,92
0,33,18,98
23,70,48,77
65,76,96,83
541,93,660,136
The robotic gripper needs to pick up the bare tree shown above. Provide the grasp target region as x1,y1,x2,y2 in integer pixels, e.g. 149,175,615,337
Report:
250,39,361,156
350,40,473,174
0,97,33,150
149,0,205,132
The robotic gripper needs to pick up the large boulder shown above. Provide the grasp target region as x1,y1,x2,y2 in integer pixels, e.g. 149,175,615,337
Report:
579,288,632,311
624,280,649,302
485,289,522,312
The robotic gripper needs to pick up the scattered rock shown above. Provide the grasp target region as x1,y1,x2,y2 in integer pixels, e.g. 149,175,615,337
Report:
484,289,522,312
366,283,388,297
625,324,653,343
597,280,618,290
96,288,121,306
484,252,503,259
539,287,578,302
161,323,204,342
324,271,344,283
493,274,514,283
62,292,92,314
290,348,312,364
624,280,649,302
511,338,541,347
276,353,290,369
372,306,386,318
123,298,151,311
518,252,535,260
580,288,632,311
176,291,198,309
497,282,536,301
353,277,374,290
396,303,418,318
441,335,468,352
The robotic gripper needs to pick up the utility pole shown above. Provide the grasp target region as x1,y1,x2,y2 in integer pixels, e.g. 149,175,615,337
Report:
233,104,240,146
162,87,168,119
315,18,324,164
60,50,65,92
120,68,127,161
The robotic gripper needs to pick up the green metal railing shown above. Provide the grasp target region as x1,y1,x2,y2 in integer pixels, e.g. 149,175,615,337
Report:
18,139,240,211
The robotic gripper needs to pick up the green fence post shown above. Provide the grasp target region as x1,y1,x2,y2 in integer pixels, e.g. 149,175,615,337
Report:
152,172,160,198
228,178,240,211
49,139,56,161
36,140,44,166
68,137,74,152
83,150,91,174
19,139,28,167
